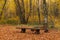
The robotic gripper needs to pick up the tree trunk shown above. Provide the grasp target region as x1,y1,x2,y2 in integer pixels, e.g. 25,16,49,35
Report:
42,0,48,31
14,0,30,24
37,0,41,24
0,0,7,19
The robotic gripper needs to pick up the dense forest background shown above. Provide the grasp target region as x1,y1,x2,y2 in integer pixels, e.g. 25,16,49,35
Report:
0,0,60,27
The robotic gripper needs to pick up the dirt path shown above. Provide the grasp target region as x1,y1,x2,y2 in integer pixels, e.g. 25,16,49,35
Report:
0,25,60,40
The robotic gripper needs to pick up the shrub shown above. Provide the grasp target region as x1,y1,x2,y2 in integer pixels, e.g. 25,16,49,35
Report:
0,20,6,24
6,19,18,25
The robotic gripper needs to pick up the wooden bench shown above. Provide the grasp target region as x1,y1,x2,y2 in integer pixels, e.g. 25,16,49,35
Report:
16,25,48,34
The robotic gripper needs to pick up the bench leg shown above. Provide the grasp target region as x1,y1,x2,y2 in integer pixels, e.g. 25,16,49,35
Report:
31,29,34,32
21,28,26,33
44,29,48,33
35,29,40,34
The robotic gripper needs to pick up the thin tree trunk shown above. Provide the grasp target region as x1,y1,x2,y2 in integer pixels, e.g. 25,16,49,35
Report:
0,0,7,19
43,0,48,30
37,0,41,24
14,0,25,24
25,0,32,23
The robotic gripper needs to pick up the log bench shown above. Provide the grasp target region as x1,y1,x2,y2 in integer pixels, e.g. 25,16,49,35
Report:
16,25,48,34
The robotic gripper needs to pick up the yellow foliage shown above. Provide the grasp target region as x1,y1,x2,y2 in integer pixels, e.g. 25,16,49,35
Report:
0,0,60,26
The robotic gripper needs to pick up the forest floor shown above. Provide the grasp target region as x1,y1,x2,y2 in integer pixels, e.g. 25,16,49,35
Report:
0,25,60,40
